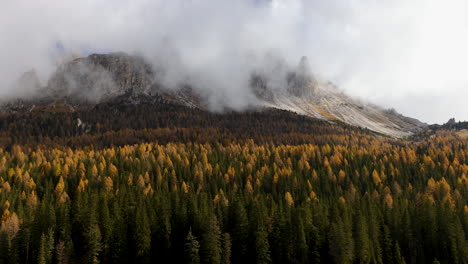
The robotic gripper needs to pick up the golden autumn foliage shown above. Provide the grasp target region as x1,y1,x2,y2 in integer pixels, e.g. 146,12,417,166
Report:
0,212,20,243
0,105,465,263
181,181,189,194
137,174,146,189
308,191,317,201
372,170,382,186
103,176,114,193
0,132,463,250
384,193,394,208
2,181,11,193
285,191,294,207
143,184,153,195
55,177,69,203
109,164,118,177
77,177,88,192
91,164,98,178
338,196,346,204
244,180,253,194
27,191,38,208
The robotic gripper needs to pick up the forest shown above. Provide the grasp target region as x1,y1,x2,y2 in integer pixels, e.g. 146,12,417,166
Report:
0,102,467,263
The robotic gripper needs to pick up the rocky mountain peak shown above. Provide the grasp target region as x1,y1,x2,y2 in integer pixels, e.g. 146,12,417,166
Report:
46,52,154,102
446,118,456,126
286,56,317,97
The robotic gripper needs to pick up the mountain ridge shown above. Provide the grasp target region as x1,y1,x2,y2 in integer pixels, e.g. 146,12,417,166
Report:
2,52,426,138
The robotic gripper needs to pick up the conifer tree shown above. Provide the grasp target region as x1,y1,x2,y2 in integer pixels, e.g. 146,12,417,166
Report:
134,205,151,258
221,233,231,264
98,195,112,260
37,229,54,264
201,216,222,264
394,242,406,264
329,216,354,264
85,223,102,264
354,213,371,264
229,200,249,263
185,228,200,264
255,226,272,264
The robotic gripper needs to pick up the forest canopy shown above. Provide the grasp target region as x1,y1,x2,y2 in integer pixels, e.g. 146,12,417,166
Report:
0,103,466,263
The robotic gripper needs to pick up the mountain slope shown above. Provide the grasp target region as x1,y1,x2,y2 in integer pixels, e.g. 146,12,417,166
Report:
3,52,426,137
251,57,426,137
256,82,425,138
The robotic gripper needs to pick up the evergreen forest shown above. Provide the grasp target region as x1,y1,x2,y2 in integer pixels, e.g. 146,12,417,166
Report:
0,103,466,263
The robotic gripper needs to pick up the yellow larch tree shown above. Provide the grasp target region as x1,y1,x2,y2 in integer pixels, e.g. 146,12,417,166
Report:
55,176,69,203
77,177,89,193
109,164,119,178
0,212,20,246
91,164,98,178
285,191,294,207
372,169,382,186
103,176,114,193
244,179,253,194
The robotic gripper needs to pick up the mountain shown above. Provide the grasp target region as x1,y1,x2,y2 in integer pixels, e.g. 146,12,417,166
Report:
425,118,468,138
2,52,426,137
251,56,426,138
430,118,468,130
2,58,466,264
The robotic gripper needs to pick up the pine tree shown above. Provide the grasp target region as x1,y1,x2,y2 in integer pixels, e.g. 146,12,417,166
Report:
255,226,272,264
229,200,249,263
55,240,71,264
98,195,112,260
381,224,394,264
85,221,102,264
201,216,222,264
329,216,354,264
37,229,54,264
394,242,406,264
110,201,128,263
55,205,73,264
221,233,231,264
293,216,309,263
134,206,151,258
308,225,321,264
185,229,200,264
354,213,371,264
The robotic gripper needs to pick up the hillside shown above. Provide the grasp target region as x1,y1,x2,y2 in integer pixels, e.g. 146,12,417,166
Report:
1,53,426,138
0,94,371,149
0,109,466,263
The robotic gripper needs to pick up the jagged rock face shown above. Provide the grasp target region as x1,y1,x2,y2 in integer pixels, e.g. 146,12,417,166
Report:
250,73,275,102
250,56,318,100
286,71,315,97
85,53,153,92
47,52,154,102
44,52,206,107
286,56,317,97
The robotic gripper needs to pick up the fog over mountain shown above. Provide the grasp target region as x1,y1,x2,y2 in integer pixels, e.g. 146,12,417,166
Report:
1,0,467,124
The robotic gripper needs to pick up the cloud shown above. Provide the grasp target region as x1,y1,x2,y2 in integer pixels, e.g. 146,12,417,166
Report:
299,0,468,124
0,0,467,122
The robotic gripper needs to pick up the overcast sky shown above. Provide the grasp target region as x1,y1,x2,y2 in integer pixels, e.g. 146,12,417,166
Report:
1,0,467,124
